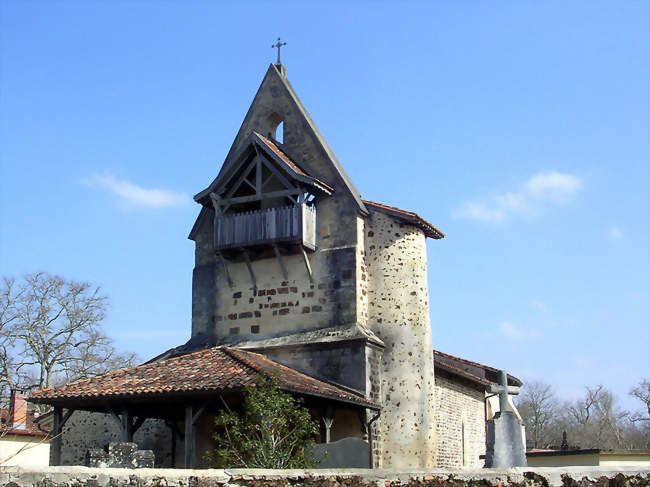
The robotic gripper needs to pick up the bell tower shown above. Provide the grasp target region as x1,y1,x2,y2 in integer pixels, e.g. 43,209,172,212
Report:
188,63,444,468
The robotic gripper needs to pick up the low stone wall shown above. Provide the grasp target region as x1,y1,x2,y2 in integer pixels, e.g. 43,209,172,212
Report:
1,466,649,487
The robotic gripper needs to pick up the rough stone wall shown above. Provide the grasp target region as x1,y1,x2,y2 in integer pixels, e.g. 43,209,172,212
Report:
434,372,486,469
364,211,437,469
263,343,367,392
190,65,365,346
191,199,361,345
56,411,172,468
3,466,649,487
365,344,383,468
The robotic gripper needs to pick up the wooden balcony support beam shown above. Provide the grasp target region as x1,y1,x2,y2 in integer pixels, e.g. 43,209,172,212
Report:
273,244,288,280
216,252,233,288
242,248,257,293
301,247,313,283
51,407,74,466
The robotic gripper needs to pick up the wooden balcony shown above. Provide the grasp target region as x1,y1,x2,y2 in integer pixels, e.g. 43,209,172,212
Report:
214,204,316,252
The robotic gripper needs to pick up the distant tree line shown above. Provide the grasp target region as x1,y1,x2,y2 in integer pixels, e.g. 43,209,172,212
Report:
516,379,650,450
0,273,137,404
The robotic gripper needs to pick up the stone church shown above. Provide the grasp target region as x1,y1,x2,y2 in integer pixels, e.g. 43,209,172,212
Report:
30,62,522,470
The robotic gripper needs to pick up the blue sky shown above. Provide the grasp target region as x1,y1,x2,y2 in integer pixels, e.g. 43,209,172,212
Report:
1,1,648,410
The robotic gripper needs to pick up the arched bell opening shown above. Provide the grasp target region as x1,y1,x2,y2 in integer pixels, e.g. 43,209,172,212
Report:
265,112,284,143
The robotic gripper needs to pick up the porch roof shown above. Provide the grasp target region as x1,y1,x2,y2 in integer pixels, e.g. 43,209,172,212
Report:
29,346,379,410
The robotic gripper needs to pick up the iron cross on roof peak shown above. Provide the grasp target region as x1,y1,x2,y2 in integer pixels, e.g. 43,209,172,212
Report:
271,37,287,65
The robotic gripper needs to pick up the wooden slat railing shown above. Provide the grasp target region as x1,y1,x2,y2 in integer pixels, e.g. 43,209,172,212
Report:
214,204,316,251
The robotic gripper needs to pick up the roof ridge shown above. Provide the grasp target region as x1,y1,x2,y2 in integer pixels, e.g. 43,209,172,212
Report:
362,199,444,239
225,347,370,402
434,349,499,373
221,347,269,379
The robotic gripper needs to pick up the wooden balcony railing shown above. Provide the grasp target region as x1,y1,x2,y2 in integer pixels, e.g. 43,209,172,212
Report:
214,204,316,251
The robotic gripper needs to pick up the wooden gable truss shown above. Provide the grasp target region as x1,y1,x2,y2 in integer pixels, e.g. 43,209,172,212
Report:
207,134,330,290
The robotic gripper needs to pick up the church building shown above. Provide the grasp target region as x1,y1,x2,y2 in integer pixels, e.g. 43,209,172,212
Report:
29,62,522,470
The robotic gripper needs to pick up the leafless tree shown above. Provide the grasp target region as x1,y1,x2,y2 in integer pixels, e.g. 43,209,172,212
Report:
626,378,650,449
0,273,137,399
515,380,560,448
565,385,631,449
629,379,650,422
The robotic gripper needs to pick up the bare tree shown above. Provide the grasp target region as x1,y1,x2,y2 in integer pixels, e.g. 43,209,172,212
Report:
0,273,137,397
630,379,650,422
565,385,630,449
626,378,650,449
516,380,559,448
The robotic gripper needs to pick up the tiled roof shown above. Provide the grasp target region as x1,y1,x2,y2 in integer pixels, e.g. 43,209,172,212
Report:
434,350,522,387
362,200,444,239
255,133,334,193
434,359,492,387
29,347,378,409
0,408,49,438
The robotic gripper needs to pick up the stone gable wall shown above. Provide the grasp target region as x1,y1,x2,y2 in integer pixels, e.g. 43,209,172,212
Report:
434,372,486,469
364,211,436,469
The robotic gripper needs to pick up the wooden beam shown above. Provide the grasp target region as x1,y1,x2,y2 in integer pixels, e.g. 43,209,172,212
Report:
192,402,207,425
216,252,233,288
121,407,131,442
242,248,257,292
61,409,74,428
131,416,147,436
256,157,262,197
184,404,194,468
106,407,122,428
224,157,258,200
301,247,313,282
220,188,301,206
260,157,295,191
273,245,288,280
51,407,63,466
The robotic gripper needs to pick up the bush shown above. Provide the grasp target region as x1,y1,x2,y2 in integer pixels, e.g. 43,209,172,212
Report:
205,376,320,468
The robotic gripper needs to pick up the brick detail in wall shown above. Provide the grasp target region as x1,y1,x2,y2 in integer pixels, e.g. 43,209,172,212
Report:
434,373,486,469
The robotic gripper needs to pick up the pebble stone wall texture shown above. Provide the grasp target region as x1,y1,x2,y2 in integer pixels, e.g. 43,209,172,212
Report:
363,211,437,469
55,411,172,467
2,466,649,487
434,372,486,469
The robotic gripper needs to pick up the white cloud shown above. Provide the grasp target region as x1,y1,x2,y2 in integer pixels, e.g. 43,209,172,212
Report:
609,225,623,241
454,171,582,223
498,321,540,340
84,172,190,209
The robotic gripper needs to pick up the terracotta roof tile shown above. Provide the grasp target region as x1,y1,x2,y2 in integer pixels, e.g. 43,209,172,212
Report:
29,347,378,409
0,408,49,437
255,133,334,193
434,350,522,387
362,200,444,239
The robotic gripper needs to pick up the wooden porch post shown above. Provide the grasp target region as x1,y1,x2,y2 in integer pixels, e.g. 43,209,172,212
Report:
184,404,194,468
121,407,132,442
51,407,62,466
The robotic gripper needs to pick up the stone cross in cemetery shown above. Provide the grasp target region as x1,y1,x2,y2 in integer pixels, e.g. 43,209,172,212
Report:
484,370,527,468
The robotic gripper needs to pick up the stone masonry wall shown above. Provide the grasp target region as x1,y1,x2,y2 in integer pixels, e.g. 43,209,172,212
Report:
191,198,362,345
57,411,172,468
434,372,486,469
364,211,437,469
3,466,649,487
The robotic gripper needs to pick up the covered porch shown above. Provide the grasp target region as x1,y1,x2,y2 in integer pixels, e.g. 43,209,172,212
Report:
29,346,380,468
